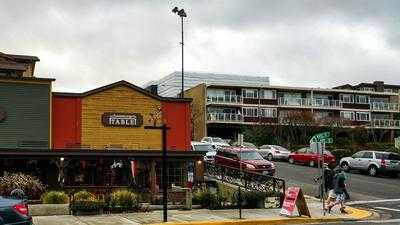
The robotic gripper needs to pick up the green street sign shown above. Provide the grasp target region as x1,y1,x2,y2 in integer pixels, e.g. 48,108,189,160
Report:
322,138,333,144
310,132,332,144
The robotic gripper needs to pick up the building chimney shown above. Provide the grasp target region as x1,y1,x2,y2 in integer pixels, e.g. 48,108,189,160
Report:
373,81,384,92
145,85,158,95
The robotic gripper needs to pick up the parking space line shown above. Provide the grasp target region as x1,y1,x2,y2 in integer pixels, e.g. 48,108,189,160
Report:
374,206,400,212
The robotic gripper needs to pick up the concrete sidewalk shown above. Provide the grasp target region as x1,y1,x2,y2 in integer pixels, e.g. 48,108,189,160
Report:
33,197,372,225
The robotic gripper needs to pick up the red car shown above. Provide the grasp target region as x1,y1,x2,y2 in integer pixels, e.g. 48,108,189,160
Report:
288,147,336,167
214,147,276,175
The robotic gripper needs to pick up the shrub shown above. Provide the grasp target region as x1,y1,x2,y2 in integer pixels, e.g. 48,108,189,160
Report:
110,190,138,211
0,173,45,199
42,191,69,204
192,187,224,209
74,190,96,201
71,190,104,214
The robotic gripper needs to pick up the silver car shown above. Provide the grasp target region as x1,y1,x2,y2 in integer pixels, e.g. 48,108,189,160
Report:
340,151,400,177
258,145,291,161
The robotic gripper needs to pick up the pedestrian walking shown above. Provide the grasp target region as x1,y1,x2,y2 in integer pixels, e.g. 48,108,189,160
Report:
327,168,347,213
314,163,334,198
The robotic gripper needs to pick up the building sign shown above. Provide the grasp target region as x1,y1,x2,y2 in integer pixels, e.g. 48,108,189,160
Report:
0,107,6,122
102,113,143,127
396,137,400,149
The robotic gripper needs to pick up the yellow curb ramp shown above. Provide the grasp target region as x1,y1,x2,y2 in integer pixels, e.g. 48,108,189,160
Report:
149,207,373,225
346,206,373,220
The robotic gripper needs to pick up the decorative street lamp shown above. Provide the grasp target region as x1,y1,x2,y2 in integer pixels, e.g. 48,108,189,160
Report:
172,7,187,98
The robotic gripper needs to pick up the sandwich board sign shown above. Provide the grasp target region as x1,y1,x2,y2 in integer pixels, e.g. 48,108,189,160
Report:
280,186,311,217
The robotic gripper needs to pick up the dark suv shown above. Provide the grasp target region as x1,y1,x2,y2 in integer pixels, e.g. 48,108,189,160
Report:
214,147,276,175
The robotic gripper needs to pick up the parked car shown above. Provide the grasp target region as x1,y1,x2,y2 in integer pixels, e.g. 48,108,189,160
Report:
191,141,216,162
201,137,230,149
231,141,258,149
340,151,400,177
214,147,275,175
258,145,291,161
288,147,336,167
0,195,31,225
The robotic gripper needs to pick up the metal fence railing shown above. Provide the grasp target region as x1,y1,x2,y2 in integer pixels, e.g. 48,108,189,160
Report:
204,162,286,207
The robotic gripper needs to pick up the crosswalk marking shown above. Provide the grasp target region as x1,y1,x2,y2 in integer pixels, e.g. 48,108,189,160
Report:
358,218,400,223
374,206,400,212
347,198,400,205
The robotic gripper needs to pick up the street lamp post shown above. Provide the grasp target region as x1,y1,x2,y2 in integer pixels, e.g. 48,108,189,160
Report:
144,124,170,222
172,7,187,98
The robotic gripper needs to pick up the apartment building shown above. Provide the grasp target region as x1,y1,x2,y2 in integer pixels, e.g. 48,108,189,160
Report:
185,82,400,141
144,71,269,97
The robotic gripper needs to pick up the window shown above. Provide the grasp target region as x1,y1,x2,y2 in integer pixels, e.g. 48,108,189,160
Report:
260,90,276,99
356,112,370,121
352,151,364,158
340,111,355,120
242,89,258,99
362,152,373,159
297,148,308,153
384,89,393,93
243,107,258,117
259,108,277,118
339,94,354,103
375,153,389,160
355,95,370,104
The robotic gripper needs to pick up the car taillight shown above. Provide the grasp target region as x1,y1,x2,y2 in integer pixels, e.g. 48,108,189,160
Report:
381,159,386,167
14,203,29,216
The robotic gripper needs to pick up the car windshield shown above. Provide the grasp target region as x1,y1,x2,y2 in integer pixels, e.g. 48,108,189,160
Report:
240,151,264,160
273,145,288,152
194,144,214,152
212,138,226,143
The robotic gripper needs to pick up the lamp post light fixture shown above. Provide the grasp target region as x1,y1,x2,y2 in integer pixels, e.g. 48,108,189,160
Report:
172,7,187,98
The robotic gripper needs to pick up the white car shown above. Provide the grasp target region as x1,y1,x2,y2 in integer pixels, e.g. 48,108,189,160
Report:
191,141,216,162
201,137,230,149
258,145,291,161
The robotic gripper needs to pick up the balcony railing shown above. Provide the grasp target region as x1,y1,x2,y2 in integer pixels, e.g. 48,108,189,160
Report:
207,95,242,104
312,99,342,108
207,112,243,123
371,119,400,128
278,98,311,107
370,102,400,111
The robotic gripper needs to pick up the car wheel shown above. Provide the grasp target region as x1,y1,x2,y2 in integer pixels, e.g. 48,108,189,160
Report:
368,165,378,177
288,157,294,164
341,162,350,172
309,160,315,167
267,154,274,161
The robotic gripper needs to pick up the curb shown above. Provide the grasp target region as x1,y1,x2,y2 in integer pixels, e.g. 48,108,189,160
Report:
149,217,343,225
148,206,373,225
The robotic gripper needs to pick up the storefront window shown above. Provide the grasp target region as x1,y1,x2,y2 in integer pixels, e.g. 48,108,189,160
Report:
156,162,186,189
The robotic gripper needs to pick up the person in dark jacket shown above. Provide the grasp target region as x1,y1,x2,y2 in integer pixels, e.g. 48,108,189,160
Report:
314,163,334,198
327,168,347,213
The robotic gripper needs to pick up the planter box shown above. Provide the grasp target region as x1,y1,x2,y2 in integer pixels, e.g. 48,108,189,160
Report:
29,204,69,216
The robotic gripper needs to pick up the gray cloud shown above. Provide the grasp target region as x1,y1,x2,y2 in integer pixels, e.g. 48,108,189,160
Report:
1,0,399,92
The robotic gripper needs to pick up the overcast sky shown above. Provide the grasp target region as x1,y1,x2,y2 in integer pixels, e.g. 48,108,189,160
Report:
1,0,400,92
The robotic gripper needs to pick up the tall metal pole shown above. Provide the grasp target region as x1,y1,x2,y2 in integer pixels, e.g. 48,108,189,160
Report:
162,124,168,222
180,16,184,98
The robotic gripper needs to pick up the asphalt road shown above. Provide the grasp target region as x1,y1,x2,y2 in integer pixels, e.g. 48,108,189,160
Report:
274,161,400,224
